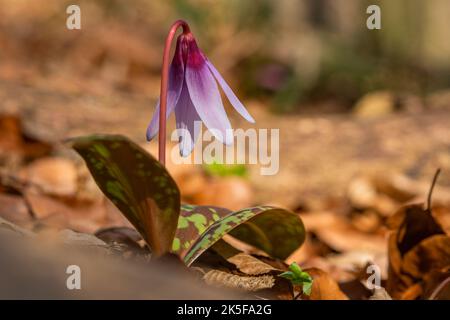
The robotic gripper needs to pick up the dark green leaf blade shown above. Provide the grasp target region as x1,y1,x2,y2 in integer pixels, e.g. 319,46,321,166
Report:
183,206,305,266
67,134,180,256
229,207,305,260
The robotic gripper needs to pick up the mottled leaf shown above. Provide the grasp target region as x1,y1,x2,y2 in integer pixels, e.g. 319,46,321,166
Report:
67,134,180,256
172,204,231,256
183,206,305,266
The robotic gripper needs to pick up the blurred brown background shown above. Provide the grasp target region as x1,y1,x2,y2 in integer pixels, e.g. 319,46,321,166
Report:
2,0,450,104
0,0,449,207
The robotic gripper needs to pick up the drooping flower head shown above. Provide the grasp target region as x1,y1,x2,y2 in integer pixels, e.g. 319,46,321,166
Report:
147,26,254,157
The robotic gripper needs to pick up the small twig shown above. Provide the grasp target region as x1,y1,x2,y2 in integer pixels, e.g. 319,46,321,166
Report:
426,168,441,211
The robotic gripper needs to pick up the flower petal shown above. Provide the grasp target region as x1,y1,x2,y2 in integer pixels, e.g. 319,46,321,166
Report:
206,60,255,123
185,41,233,145
175,84,202,157
146,38,185,141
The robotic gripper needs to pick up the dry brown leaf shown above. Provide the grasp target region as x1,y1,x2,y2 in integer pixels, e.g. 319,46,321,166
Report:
302,268,348,300
426,273,450,300
433,205,450,236
402,235,450,279
203,270,274,291
227,253,278,275
202,269,292,299
338,279,371,300
386,204,445,250
387,198,450,299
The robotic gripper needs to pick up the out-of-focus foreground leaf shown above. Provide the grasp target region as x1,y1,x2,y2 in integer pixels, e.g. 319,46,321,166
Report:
183,206,305,266
67,134,180,256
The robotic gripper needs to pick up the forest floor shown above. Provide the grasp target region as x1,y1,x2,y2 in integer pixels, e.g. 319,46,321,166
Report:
0,77,449,300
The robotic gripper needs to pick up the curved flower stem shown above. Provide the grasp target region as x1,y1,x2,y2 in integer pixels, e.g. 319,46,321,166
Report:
158,20,191,165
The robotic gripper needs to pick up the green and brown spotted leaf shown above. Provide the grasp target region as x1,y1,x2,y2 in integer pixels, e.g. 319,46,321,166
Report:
172,204,232,258
183,206,305,266
67,134,180,256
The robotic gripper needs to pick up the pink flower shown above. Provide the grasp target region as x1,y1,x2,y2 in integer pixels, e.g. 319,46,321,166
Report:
147,32,254,156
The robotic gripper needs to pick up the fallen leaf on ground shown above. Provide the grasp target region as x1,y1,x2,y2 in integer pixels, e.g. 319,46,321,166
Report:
402,235,450,279
301,268,348,300
227,253,278,275
203,270,274,291
387,194,450,299
425,271,450,300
